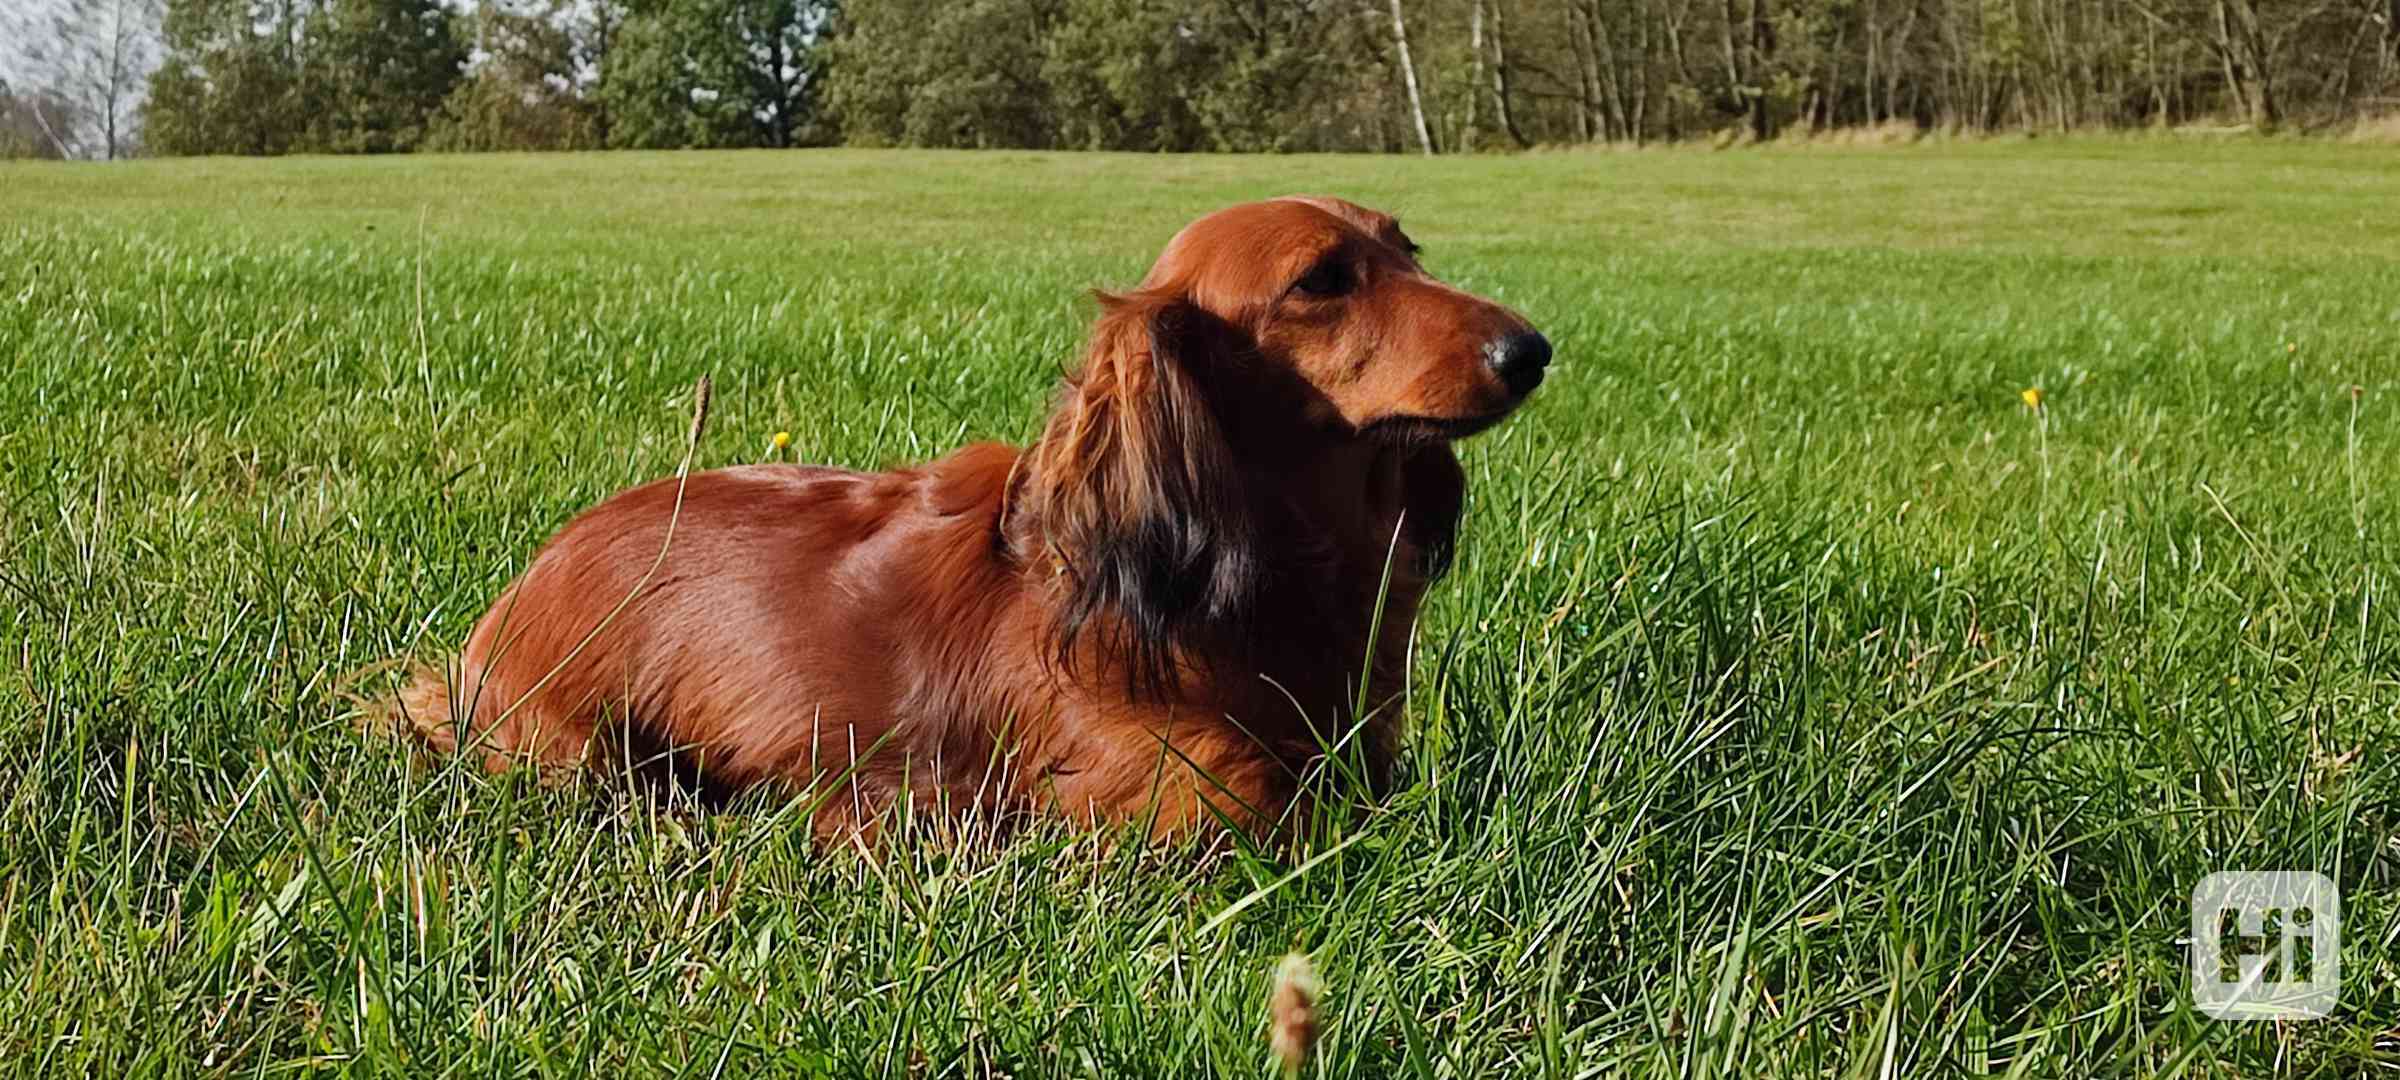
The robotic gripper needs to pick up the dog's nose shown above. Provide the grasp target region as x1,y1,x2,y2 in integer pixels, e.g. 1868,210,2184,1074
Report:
1487,331,1551,395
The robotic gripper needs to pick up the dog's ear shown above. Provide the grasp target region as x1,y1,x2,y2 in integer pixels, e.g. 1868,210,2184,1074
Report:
1400,447,1466,580
1023,289,1258,695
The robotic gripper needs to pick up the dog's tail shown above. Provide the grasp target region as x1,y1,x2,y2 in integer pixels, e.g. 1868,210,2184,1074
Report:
394,662,471,752
344,658,472,756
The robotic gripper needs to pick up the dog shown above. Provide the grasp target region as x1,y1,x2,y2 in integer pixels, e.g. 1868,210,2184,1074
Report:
393,196,1549,841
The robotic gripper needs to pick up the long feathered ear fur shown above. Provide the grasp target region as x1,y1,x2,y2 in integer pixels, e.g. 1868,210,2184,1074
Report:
1401,446,1467,580
1022,290,1258,696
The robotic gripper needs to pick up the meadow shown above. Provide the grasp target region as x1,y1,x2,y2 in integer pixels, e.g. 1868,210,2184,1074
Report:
1,141,2396,1076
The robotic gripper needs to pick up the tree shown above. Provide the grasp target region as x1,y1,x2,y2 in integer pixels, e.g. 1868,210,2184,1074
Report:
575,0,635,144
143,0,309,156
144,0,461,154
0,78,82,158
424,0,598,151
824,0,1391,151
1387,0,1437,153
826,0,1059,148
604,0,833,148
115,0,2400,156
6,0,164,158
1172,0,1386,152
1041,0,1209,151
1485,0,1529,145
299,0,466,152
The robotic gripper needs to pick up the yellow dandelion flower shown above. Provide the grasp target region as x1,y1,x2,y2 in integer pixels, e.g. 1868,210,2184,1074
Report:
2020,387,2044,410
2287,342,2299,354
772,431,792,450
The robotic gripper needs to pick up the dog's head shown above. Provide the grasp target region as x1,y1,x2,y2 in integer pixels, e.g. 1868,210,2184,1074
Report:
1132,195,1548,442
1020,197,1547,692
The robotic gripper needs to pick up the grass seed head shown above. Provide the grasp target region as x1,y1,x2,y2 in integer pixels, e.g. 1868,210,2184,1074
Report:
1269,952,1320,1075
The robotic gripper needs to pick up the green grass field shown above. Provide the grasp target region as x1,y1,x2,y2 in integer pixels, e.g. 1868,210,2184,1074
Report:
2,142,2396,1076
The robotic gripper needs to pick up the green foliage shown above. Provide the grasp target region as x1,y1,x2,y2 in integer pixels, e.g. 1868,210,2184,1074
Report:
826,0,1062,149
1166,0,1388,153
1,145,2396,1074
423,4,598,153
143,0,462,155
597,0,830,149
823,0,2400,149
297,0,465,152
826,0,1391,152
1039,0,1202,151
141,0,304,156
127,0,2400,155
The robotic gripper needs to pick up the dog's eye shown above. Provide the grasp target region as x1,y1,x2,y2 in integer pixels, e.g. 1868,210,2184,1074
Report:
1292,260,1354,298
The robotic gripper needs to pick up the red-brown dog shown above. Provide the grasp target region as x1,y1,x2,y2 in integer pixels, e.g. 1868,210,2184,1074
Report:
394,196,1548,841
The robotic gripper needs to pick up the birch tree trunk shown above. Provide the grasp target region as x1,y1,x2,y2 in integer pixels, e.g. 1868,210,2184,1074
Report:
1747,0,1773,139
102,0,125,158
1465,0,1483,150
2386,0,2400,95
1586,1,1629,140
1865,0,1881,123
1490,0,1529,146
1388,0,1436,155
1720,0,1749,134
2389,0,2400,71
1565,1,1597,139
2213,0,2279,128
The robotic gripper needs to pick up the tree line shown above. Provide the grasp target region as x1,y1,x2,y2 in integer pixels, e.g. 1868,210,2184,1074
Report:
5,0,2399,158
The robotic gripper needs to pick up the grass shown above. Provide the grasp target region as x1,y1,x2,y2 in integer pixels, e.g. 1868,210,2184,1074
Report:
1,140,2396,1076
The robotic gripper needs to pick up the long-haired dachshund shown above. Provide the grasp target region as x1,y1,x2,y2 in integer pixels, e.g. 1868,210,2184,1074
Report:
394,196,1548,841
